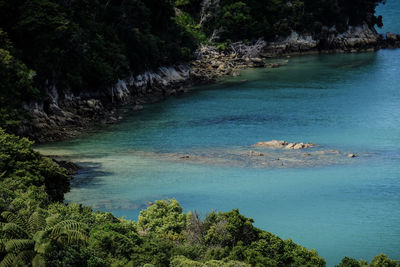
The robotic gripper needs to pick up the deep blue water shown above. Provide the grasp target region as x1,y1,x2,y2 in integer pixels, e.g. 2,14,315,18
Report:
38,3,400,266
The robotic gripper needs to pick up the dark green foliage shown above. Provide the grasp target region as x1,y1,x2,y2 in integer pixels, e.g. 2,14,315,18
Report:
0,210,88,267
0,0,197,92
0,0,387,133
368,254,399,267
219,2,254,40
0,129,398,266
336,257,364,267
336,254,400,267
0,0,198,131
0,29,38,132
203,0,386,41
0,128,69,202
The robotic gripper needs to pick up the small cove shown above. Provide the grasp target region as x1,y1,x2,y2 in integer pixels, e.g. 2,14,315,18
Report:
38,50,400,265
37,2,400,264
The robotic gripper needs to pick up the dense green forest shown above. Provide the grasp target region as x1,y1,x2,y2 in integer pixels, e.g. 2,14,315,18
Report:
0,128,398,266
0,1,397,265
0,0,386,132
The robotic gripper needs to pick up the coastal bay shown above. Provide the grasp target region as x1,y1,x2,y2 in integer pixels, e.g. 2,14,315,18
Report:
2,0,400,266
38,48,400,265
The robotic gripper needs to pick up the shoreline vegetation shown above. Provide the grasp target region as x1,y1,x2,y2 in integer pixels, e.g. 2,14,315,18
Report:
1,0,400,266
1,0,400,143
0,129,399,266
18,32,400,143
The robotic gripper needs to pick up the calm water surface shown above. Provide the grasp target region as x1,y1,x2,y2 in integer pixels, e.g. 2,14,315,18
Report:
38,4,400,266
377,0,400,34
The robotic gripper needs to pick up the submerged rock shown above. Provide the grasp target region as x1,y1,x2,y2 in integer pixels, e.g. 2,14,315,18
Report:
248,151,265,157
254,140,288,148
133,105,144,111
135,145,364,169
254,140,315,149
291,143,316,150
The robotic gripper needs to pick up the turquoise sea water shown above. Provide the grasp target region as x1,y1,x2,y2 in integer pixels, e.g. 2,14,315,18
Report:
38,4,400,266
377,0,400,34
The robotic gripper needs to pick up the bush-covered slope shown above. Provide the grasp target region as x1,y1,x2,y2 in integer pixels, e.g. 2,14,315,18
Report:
0,0,386,133
199,0,385,41
0,128,399,266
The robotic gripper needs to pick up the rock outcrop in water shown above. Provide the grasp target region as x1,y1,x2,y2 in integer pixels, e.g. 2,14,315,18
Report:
134,144,362,169
253,140,316,150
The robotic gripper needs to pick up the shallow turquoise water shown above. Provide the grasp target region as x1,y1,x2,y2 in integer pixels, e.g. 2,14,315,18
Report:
38,4,400,265
39,49,400,266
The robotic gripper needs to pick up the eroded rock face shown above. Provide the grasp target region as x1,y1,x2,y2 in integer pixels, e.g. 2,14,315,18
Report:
326,24,379,51
385,32,400,47
24,64,192,142
262,32,318,57
261,23,385,57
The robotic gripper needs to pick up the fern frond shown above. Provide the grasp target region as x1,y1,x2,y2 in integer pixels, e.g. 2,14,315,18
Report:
12,250,35,266
32,230,46,243
44,214,60,228
28,212,46,233
32,254,46,267
5,239,34,253
49,220,87,239
0,253,17,267
1,212,27,230
53,220,86,231
66,229,88,245
1,223,29,239
34,240,51,255
0,239,5,253
51,228,87,245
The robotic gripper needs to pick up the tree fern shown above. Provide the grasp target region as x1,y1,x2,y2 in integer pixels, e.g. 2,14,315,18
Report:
1,223,29,239
44,214,60,228
0,239,5,253
28,211,46,234
11,250,35,267
50,220,86,232
4,239,34,253
33,239,51,255
32,254,46,267
0,209,88,266
0,253,17,267
1,212,28,231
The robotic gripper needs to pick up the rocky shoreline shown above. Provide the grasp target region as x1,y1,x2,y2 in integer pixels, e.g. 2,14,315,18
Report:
23,25,400,143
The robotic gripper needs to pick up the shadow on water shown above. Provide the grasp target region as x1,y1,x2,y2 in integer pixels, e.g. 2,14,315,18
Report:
186,114,285,127
70,162,113,188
